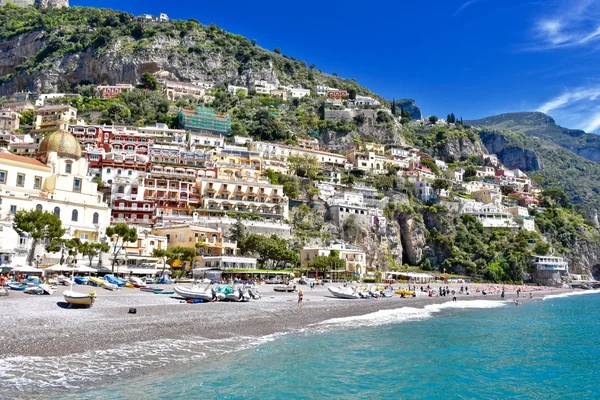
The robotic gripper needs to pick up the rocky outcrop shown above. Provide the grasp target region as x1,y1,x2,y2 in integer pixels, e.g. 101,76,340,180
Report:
35,0,68,7
396,211,427,266
394,99,422,120
564,236,600,279
479,131,541,171
435,135,488,161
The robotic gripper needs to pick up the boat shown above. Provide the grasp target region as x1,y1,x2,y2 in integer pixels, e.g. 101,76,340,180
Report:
129,277,147,288
8,283,26,291
105,275,127,287
102,281,118,291
89,277,105,287
174,282,216,301
63,289,96,307
57,276,73,286
140,285,163,292
273,283,296,292
154,290,175,295
124,282,134,288
328,286,361,299
394,289,415,297
74,276,89,285
24,284,55,295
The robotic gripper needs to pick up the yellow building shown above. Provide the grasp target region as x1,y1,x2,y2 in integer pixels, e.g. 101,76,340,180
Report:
33,105,77,134
300,243,367,276
0,109,20,131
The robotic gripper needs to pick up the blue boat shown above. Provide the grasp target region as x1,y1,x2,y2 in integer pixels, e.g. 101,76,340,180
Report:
104,275,127,287
8,283,26,291
74,276,89,285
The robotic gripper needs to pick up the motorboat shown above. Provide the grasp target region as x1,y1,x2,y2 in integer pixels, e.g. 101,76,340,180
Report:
144,277,155,285
8,283,26,291
104,275,127,287
129,277,147,288
328,286,361,299
102,281,118,291
88,277,105,287
174,282,216,301
63,289,96,307
74,276,89,285
273,283,296,292
57,276,73,286
247,287,261,300
24,284,56,295
140,285,163,292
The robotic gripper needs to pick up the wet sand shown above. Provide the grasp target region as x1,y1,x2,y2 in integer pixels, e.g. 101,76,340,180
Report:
0,282,567,358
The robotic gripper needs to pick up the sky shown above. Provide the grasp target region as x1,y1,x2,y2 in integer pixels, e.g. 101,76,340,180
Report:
72,0,600,133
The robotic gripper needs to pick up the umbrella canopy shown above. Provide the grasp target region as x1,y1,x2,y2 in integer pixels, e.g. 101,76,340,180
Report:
11,265,43,273
45,264,75,272
75,266,97,273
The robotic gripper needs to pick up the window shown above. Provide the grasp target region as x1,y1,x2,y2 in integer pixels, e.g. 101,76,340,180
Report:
34,176,42,189
16,173,25,187
80,233,89,240
93,212,99,224
106,168,111,174
73,178,82,193
71,210,78,222
65,161,72,174
9,205,17,215
54,207,60,217
117,169,122,175
0,170,6,184
128,170,132,176
36,204,43,211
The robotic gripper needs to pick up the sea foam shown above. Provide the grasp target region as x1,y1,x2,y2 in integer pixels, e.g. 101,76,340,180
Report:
543,288,600,300
318,300,505,328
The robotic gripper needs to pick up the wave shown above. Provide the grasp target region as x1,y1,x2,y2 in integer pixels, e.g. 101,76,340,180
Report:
543,289,600,301
0,333,283,394
318,300,505,329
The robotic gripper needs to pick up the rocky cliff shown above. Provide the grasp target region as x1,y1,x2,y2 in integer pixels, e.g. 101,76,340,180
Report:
479,131,541,171
394,99,422,120
396,211,427,266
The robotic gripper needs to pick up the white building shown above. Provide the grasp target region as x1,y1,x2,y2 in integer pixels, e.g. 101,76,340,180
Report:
227,85,248,95
460,201,519,230
253,80,277,95
300,243,367,276
290,88,310,98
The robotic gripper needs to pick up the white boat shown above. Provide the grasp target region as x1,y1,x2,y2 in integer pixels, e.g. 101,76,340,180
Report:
129,276,147,288
24,284,56,295
63,289,96,307
328,286,361,299
57,276,73,286
273,283,296,292
173,283,216,301
102,280,118,291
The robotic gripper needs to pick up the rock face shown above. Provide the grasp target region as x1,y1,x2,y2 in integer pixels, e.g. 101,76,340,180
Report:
35,0,69,8
396,212,427,266
435,135,488,161
479,131,541,171
564,237,600,279
394,99,422,120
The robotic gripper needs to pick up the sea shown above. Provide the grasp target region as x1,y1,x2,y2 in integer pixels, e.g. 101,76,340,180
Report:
1,290,599,399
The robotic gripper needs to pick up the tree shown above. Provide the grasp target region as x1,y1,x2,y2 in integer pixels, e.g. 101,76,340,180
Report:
542,187,569,208
432,179,451,198
152,248,169,274
227,218,247,245
167,246,196,271
533,241,551,256
420,158,441,176
140,72,159,91
428,115,438,124
348,88,357,100
391,99,397,116
283,180,300,199
273,47,281,54
288,154,320,179
342,215,361,244
19,109,34,126
13,209,65,266
105,223,138,274
46,237,81,265
79,241,110,267
250,110,289,142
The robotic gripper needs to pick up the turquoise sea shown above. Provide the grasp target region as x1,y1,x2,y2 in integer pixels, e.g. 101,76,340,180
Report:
2,291,600,399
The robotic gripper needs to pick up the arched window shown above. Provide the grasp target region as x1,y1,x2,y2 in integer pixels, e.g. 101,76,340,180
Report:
93,212,99,224
53,207,60,217
117,186,125,194
36,204,43,211
117,169,122,175
65,161,72,174
71,209,78,222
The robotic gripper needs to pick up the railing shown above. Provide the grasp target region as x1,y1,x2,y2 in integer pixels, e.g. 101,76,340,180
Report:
113,207,155,212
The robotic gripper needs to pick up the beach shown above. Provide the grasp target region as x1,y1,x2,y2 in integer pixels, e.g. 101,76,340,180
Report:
0,282,567,359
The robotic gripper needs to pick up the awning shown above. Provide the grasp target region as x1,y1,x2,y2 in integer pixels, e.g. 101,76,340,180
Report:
44,264,75,272
10,265,43,273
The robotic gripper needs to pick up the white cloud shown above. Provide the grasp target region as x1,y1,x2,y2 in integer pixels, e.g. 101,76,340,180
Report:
529,0,600,50
537,86,600,133
453,0,480,17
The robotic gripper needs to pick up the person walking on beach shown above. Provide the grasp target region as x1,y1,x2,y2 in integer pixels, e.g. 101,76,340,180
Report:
297,289,304,308
501,290,505,299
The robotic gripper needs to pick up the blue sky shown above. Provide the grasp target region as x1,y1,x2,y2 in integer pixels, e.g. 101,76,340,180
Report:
73,0,600,132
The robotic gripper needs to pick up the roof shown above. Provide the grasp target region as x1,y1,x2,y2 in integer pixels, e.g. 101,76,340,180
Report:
0,152,50,168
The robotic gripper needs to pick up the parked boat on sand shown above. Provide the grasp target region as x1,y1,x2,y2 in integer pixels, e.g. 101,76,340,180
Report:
174,282,216,301
63,289,96,307
328,286,361,299
8,283,26,291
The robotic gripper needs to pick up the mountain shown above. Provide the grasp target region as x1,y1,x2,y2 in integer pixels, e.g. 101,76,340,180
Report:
467,112,600,163
0,5,376,97
393,99,422,120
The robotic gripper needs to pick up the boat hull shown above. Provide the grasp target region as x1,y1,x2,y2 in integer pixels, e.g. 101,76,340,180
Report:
63,290,95,307
328,287,360,299
8,283,26,291
174,286,215,301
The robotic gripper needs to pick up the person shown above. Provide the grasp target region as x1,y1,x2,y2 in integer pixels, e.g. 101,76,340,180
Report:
517,288,521,298
297,289,303,308
501,290,505,299
452,296,457,302
529,292,533,299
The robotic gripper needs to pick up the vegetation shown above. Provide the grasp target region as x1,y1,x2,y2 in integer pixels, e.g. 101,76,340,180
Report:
13,209,65,266
105,223,138,274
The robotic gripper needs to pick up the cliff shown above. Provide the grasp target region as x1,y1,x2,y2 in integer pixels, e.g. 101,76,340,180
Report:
393,99,423,120
479,131,541,171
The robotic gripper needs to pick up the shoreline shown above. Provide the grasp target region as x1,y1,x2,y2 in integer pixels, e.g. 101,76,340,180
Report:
0,283,570,358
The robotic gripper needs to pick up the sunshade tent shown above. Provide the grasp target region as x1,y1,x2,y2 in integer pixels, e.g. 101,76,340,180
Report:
75,266,97,273
45,264,75,272
10,265,43,273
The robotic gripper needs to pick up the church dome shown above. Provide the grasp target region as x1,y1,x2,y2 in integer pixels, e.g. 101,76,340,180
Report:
36,130,81,163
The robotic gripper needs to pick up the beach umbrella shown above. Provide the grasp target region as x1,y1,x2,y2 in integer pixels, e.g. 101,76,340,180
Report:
45,264,75,273
10,265,43,274
76,266,97,273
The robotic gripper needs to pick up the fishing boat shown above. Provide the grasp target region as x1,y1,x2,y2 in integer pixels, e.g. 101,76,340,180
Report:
328,286,361,299
8,283,26,291
63,289,96,307
24,284,55,295
174,282,216,301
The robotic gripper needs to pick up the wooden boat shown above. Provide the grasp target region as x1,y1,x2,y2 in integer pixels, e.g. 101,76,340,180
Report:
8,283,26,291
63,289,96,307
24,284,55,295
102,281,118,291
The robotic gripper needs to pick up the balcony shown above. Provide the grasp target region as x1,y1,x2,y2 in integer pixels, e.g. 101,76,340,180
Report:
113,206,156,212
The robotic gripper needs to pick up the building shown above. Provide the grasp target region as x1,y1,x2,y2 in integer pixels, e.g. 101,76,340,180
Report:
446,167,465,182
2,101,34,113
460,201,519,230
35,93,80,107
270,90,289,101
300,243,367,276
248,142,348,167
347,151,389,174
33,105,77,134
290,88,310,98
352,95,380,106
227,85,248,95
531,255,569,285
0,109,20,131
163,80,208,101
200,256,257,270
94,84,134,99
505,206,536,232
327,193,369,226
327,89,349,99
315,85,330,96
475,166,496,178
194,177,289,221
253,80,277,95
178,107,231,135
473,188,502,207
0,131,111,265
